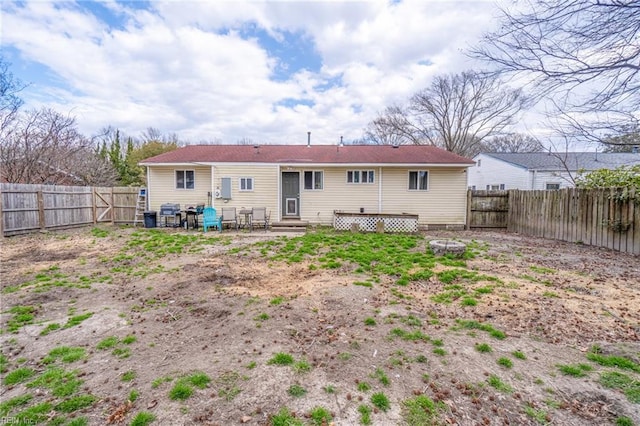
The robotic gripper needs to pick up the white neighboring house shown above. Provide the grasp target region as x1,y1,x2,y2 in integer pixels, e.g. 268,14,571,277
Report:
469,152,640,190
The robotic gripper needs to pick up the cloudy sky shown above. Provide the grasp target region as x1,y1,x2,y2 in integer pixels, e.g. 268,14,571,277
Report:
2,0,506,145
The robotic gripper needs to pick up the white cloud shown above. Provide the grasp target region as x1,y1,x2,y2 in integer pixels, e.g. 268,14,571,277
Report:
3,0,502,144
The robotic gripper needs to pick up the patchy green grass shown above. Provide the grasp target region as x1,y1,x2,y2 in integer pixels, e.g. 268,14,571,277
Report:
357,381,371,392
389,328,430,341
358,404,372,425
586,347,640,373
96,336,119,350
402,395,444,426
121,370,136,381
40,322,62,336
487,374,513,394
452,319,507,339
364,317,377,326
512,350,527,360
371,367,390,386
0,394,33,417
288,384,307,398
54,394,96,413
524,403,549,424
3,367,36,385
267,352,295,366
5,305,37,332
130,412,156,426
371,392,390,412
42,346,86,364
309,406,332,425
557,363,593,377
497,357,514,369
27,367,83,397
271,407,304,426
169,382,193,401
215,371,242,401
475,343,492,353
63,312,93,328
599,371,640,403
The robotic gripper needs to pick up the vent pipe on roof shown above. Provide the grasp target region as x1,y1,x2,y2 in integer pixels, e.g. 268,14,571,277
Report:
307,131,311,147
340,136,344,146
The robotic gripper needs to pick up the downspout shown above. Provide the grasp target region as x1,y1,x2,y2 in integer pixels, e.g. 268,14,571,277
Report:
145,166,150,210
277,165,281,221
378,167,382,213
210,166,215,207
531,169,537,190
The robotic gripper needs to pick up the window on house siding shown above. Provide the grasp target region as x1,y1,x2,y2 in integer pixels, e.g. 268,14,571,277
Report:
486,184,505,190
408,171,428,190
477,159,481,167
176,170,195,189
546,183,560,190
304,171,323,190
347,170,374,184
239,177,254,191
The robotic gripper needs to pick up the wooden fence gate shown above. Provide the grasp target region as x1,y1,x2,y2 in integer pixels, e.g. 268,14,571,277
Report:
466,190,509,229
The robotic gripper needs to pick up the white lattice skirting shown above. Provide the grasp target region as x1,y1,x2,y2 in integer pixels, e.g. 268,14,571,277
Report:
333,213,419,233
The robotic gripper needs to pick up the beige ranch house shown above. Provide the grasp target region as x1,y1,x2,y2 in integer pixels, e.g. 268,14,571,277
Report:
139,144,475,228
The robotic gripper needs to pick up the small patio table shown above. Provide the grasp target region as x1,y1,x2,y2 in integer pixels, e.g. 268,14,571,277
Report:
239,209,252,229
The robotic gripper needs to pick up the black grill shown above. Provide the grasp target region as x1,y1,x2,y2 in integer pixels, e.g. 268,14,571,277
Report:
160,203,180,216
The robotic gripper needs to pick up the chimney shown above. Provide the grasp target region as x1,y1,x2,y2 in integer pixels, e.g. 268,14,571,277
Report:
307,131,311,147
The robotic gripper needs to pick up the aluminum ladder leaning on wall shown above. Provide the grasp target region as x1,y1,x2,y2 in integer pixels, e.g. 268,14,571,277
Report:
133,188,147,227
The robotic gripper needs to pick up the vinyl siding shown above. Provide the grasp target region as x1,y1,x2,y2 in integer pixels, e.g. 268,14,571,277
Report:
531,171,575,190
212,165,279,217
298,167,380,223
468,154,530,189
294,167,467,225
380,168,467,225
147,166,212,211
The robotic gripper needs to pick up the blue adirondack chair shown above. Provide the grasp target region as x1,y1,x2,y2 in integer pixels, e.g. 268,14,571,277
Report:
202,207,222,232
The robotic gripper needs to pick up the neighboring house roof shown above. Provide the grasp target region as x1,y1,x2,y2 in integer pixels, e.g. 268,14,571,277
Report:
140,144,475,166
479,152,640,171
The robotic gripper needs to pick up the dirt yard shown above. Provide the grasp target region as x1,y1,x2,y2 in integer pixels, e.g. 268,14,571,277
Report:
1,226,639,426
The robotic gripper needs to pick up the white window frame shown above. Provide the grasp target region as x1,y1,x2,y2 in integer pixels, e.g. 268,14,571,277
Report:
176,170,195,190
486,184,505,190
408,170,429,191
239,177,254,192
304,170,323,190
347,170,375,184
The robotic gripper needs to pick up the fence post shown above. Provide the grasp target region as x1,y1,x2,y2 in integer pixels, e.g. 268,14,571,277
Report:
466,189,472,229
37,190,46,230
92,187,97,224
110,187,114,225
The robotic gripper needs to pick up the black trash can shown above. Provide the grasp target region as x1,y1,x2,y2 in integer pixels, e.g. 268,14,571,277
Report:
143,211,157,228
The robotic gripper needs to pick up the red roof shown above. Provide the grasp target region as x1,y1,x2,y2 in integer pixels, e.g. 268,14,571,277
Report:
140,144,475,165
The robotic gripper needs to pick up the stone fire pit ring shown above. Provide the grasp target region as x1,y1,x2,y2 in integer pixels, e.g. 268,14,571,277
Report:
429,239,467,257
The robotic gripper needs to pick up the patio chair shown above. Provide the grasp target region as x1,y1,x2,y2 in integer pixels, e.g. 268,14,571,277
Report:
251,207,269,231
202,207,222,232
221,207,239,231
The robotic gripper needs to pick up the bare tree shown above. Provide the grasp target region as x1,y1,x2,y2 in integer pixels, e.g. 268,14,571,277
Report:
362,105,424,145
365,71,529,157
0,57,27,134
472,1,640,143
482,133,544,153
600,124,640,152
0,108,117,185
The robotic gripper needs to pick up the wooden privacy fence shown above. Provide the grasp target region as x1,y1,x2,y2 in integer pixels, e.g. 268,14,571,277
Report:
0,183,140,236
467,188,639,254
508,188,639,255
